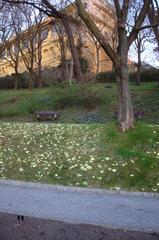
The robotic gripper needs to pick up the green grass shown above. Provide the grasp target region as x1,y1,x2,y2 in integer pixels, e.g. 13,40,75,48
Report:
0,82,158,124
0,82,159,192
0,122,159,192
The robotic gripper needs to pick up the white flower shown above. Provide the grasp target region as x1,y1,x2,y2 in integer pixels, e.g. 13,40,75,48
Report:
83,181,88,186
130,174,134,177
19,167,24,172
87,166,92,170
152,188,157,192
112,169,117,173
77,173,82,177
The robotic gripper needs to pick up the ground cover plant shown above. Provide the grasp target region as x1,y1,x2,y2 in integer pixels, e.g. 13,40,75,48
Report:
0,82,159,192
0,122,159,192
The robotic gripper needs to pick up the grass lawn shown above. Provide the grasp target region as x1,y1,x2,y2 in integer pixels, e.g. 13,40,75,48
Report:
0,122,159,192
0,82,159,192
0,82,158,124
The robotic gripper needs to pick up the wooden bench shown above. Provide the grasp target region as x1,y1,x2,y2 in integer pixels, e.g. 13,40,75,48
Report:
34,111,59,121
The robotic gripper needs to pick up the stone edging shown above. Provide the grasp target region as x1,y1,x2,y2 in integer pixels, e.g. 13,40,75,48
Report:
0,179,159,198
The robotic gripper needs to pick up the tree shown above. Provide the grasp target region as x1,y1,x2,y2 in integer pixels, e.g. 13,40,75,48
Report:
80,4,117,75
148,0,159,87
128,0,153,85
1,5,23,89
3,0,83,83
12,5,49,89
3,0,154,131
74,0,152,131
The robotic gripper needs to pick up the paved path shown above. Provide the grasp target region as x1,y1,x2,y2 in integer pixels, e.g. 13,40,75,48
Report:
0,180,159,232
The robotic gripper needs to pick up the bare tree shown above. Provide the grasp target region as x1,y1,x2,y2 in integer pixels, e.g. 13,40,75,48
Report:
148,0,159,87
74,0,152,131
128,1,153,85
3,0,83,83
11,5,49,89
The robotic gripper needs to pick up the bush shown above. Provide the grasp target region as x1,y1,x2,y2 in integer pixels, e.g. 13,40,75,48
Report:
50,84,104,110
95,71,116,83
129,69,159,83
79,57,90,73
0,72,38,89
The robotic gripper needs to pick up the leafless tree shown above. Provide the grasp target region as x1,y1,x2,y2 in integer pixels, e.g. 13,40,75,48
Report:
128,1,153,85
74,0,153,131
11,5,49,89
148,0,159,87
3,0,83,83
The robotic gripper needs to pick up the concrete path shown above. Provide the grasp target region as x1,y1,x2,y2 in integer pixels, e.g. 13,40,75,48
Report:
0,180,159,233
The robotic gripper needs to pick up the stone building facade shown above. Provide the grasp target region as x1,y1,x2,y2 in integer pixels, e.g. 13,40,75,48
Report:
0,0,115,78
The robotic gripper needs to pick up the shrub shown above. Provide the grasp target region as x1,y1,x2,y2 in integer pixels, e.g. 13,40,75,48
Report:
95,71,116,83
0,71,38,89
79,57,90,73
129,69,159,83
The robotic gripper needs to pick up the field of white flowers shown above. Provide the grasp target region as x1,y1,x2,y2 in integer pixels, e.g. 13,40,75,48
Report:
0,122,159,192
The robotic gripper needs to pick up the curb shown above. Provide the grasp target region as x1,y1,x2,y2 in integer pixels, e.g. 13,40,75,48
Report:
1,179,159,198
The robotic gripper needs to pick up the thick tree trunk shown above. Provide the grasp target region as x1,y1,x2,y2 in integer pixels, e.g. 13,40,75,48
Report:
60,38,69,81
115,30,134,132
116,69,134,132
61,17,83,83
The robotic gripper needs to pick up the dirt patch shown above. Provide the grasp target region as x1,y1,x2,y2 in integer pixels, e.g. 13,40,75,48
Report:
0,212,158,240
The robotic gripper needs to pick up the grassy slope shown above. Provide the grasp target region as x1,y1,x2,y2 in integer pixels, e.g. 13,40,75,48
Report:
0,82,159,191
0,82,158,124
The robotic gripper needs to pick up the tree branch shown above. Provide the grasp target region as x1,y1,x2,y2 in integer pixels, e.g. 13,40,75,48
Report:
75,0,117,65
128,0,152,48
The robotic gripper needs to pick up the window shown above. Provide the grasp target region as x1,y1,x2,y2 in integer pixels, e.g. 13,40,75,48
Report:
51,25,57,36
23,39,29,49
41,28,48,40
7,48,11,58
0,50,5,59
14,44,19,54
83,2,88,9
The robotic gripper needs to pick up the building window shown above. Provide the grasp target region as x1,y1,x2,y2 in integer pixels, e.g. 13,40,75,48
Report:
14,44,19,54
23,39,29,49
83,2,88,9
41,27,48,40
1,50,6,59
51,25,57,36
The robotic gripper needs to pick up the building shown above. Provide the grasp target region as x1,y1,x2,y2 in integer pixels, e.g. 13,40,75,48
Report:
0,0,115,78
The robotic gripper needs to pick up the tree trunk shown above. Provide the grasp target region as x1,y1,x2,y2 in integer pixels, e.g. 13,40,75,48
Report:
136,63,141,86
28,71,33,90
115,30,134,132
157,70,159,88
14,67,19,90
61,17,83,83
69,58,74,86
96,45,100,75
136,46,141,85
38,62,43,88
